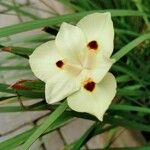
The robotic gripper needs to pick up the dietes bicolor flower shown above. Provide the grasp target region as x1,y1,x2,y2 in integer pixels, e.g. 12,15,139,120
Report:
29,13,117,121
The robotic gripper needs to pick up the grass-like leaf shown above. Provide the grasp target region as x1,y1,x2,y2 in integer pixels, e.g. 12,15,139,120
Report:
0,83,44,98
0,10,149,38
21,101,67,150
1,46,34,58
112,33,150,62
0,113,73,150
69,123,98,150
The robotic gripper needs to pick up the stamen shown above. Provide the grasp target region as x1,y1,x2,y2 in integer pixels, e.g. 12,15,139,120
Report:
56,60,64,68
84,80,95,92
87,40,98,50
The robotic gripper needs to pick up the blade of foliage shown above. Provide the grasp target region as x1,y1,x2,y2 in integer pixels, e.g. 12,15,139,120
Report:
72,122,99,150
0,83,15,94
113,64,140,82
0,101,48,112
0,66,29,70
115,29,139,37
112,33,150,62
102,144,150,150
24,80,45,90
65,111,150,132
116,75,131,83
0,10,148,38
0,113,73,150
110,104,150,114
0,33,51,46
1,46,34,58
105,117,150,132
71,123,116,150
0,83,44,98
21,101,68,150
0,96,16,101
1,103,150,116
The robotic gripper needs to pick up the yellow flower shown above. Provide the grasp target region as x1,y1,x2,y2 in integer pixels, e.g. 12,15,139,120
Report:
29,13,117,121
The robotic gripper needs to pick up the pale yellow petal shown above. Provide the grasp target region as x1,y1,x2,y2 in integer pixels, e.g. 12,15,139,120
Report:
29,41,62,82
67,73,117,121
91,55,113,82
55,22,87,63
77,13,114,57
45,72,80,104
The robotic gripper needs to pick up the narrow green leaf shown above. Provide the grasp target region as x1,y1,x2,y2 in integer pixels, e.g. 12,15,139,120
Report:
0,33,51,45
110,104,150,114
112,33,150,62
65,111,150,132
71,124,116,150
0,10,148,38
1,103,150,116
1,46,34,58
24,80,45,90
116,75,131,83
115,29,139,37
105,117,150,132
21,101,68,150
0,105,43,112
0,113,73,150
115,64,142,80
0,83,14,94
113,64,140,81
0,101,48,112
103,144,150,150
0,96,16,101
0,66,29,70
72,123,98,150
0,83,44,98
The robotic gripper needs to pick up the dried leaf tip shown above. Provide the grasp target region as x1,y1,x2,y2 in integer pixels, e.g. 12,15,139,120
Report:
1,47,12,52
11,80,32,90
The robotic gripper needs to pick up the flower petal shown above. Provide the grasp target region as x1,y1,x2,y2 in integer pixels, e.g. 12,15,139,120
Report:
55,22,87,63
77,13,114,57
91,55,113,82
45,72,80,104
29,41,62,82
67,73,117,121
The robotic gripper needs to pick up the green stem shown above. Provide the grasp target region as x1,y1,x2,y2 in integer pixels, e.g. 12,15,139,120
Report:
21,101,68,150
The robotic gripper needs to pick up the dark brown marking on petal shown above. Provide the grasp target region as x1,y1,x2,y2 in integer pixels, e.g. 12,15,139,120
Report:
56,60,64,68
87,40,98,50
84,81,95,92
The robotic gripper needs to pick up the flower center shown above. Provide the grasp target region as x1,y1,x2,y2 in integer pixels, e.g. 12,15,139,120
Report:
87,40,98,50
84,80,95,92
56,60,64,68
55,40,98,79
